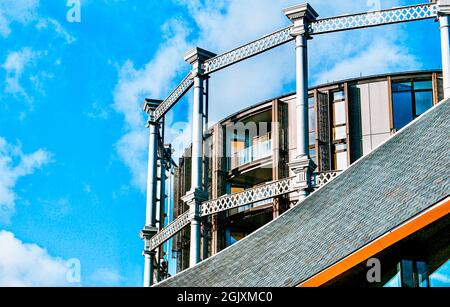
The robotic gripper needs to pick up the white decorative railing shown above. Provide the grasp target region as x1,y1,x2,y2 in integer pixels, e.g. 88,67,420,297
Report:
310,3,437,35
146,170,341,251
312,171,341,188
201,176,297,216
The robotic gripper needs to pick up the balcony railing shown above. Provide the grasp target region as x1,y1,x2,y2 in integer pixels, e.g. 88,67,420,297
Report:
229,137,272,170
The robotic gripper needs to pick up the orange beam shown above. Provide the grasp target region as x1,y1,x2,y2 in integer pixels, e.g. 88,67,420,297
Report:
298,196,450,287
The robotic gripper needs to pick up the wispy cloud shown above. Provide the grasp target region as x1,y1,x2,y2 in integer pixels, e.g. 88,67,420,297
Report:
0,0,39,38
36,18,76,45
88,268,123,286
113,19,190,190
0,137,52,224
86,102,110,120
2,47,42,103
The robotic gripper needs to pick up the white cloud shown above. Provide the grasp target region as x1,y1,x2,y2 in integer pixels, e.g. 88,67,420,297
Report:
0,0,39,38
0,230,69,286
0,137,51,224
2,47,41,102
113,0,417,190
314,37,420,85
113,20,191,190
36,18,76,44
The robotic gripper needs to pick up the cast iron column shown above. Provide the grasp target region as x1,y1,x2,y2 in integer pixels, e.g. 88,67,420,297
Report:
284,4,318,202
181,48,216,267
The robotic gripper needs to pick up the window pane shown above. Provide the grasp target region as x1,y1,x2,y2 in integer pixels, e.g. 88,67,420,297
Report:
335,143,347,152
309,108,315,131
392,82,412,92
333,101,346,125
415,91,433,116
335,151,348,170
429,260,450,287
414,80,432,90
309,132,316,146
308,96,314,108
393,91,413,130
333,126,347,140
333,91,345,101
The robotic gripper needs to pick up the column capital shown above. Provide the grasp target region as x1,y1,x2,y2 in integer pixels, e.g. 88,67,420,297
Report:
283,3,319,38
143,98,162,126
181,188,208,219
184,47,217,77
438,0,450,16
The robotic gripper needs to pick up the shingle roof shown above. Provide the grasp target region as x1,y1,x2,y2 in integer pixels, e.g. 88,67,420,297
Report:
157,99,450,287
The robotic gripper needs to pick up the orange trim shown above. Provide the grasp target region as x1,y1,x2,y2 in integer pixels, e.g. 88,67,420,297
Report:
298,196,450,287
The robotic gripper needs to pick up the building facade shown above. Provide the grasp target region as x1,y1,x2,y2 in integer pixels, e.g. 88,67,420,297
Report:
171,70,444,272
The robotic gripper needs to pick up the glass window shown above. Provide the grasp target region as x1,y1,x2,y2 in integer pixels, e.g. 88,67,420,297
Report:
415,91,433,116
414,80,432,90
392,78,433,131
309,148,316,165
333,126,347,140
334,151,348,170
308,96,315,108
333,91,345,101
309,132,316,146
392,82,412,92
393,91,413,130
333,101,346,125
309,107,315,131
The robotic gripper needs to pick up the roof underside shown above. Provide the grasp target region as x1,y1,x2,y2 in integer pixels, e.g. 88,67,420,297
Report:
158,99,450,287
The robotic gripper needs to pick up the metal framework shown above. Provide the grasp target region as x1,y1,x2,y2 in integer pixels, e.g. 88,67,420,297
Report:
152,3,439,122
149,211,190,251
310,3,438,35
143,0,450,286
147,171,342,252
154,73,193,121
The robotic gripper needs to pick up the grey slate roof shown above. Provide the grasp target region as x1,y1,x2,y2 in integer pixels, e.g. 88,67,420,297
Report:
158,99,450,287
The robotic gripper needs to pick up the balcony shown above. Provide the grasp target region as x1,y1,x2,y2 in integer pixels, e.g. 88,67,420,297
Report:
229,134,272,170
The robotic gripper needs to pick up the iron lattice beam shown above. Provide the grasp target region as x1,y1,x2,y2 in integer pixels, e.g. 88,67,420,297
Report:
152,3,437,122
202,27,293,75
310,3,438,35
149,211,190,251
154,73,194,121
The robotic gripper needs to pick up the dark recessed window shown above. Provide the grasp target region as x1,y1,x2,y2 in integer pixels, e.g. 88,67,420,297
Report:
392,78,433,131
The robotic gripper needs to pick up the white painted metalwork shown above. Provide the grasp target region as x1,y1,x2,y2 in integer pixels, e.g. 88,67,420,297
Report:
312,171,341,188
202,27,293,75
152,3,438,123
310,4,437,35
149,211,191,251
201,177,297,216
154,73,193,121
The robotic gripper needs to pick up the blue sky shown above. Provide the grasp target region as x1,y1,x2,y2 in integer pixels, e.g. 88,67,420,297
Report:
0,0,444,286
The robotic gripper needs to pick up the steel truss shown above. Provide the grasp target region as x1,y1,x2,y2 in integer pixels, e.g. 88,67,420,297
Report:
153,3,437,121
